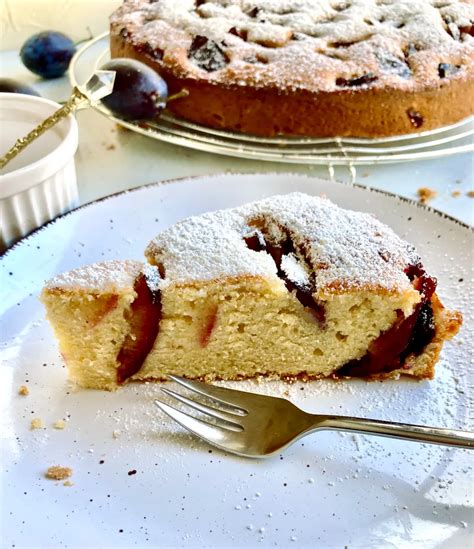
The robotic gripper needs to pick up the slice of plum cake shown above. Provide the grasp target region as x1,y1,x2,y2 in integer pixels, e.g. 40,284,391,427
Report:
41,193,462,390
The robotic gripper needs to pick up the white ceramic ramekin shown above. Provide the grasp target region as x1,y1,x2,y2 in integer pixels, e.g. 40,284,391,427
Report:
0,93,79,251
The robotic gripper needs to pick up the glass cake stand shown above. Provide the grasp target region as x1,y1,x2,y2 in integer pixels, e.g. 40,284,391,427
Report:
70,32,474,167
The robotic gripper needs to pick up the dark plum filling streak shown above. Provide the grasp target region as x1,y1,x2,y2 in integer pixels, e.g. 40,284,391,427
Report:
116,274,162,384
245,230,437,377
338,263,437,376
244,230,326,323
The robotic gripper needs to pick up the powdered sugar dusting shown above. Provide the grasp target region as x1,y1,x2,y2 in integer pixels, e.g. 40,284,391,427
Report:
281,253,310,289
44,260,163,297
142,263,162,292
44,260,143,293
146,206,279,286
146,192,418,293
111,0,474,92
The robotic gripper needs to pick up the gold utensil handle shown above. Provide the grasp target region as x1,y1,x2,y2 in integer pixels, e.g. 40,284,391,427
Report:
0,87,88,171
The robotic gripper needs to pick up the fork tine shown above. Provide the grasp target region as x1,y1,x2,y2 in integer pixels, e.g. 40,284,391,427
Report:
167,375,249,414
161,387,243,430
154,398,243,452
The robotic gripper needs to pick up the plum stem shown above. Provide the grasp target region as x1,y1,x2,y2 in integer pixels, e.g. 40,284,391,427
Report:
167,88,190,103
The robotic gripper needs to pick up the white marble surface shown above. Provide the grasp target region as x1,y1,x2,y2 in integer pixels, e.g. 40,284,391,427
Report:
0,46,473,225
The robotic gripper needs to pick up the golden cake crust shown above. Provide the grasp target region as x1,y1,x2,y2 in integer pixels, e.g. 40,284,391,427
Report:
110,0,474,137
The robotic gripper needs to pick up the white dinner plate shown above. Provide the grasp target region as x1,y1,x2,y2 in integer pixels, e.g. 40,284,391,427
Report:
1,173,472,548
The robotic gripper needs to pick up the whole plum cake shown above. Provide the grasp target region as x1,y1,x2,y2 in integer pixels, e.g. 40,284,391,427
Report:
110,0,474,137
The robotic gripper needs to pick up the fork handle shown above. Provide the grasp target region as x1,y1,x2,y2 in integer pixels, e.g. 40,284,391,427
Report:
315,416,474,449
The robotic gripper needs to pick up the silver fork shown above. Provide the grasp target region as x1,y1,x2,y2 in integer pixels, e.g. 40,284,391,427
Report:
154,375,474,458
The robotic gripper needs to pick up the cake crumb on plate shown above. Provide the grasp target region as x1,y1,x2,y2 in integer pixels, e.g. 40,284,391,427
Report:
45,466,72,481
417,187,437,204
53,420,66,430
18,385,29,396
30,418,43,430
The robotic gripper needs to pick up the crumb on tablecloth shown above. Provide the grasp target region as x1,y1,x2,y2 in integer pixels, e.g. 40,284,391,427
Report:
113,430,122,439
30,418,43,430
53,420,66,430
451,190,461,198
45,466,72,481
417,187,437,204
468,191,474,198
18,385,29,396
63,480,74,487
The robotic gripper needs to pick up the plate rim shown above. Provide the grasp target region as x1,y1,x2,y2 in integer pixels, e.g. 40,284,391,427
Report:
1,172,472,262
